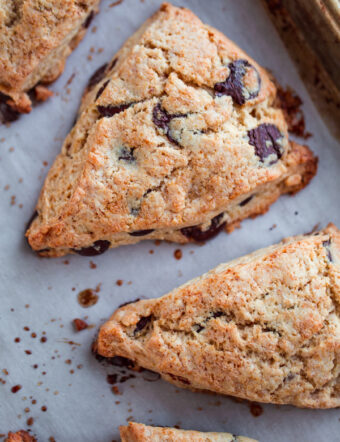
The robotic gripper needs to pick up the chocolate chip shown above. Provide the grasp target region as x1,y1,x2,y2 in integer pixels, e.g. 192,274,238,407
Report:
97,103,130,118
152,103,186,145
194,324,205,333
74,240,110,256
95,80,110,100
214,59,261,105
212,311,224,318
109,58,118,71
152,103,171,130
87,63,108,90
129,229,154,237
248,123,283,164
134,315,152,335
83,10,95,28
181,213,226,242
323,239,333,262
0,93,20,124
118,146,135,162
239,195,254,206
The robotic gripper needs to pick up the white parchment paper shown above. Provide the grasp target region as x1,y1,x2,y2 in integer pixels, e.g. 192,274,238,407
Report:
0,0,339,440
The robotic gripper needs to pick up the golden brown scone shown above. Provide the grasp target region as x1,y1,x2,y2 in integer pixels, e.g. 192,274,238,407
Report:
5,431,36,442
97,224,340,409
120,422,257,442
0,0,100,119
26,3,317,257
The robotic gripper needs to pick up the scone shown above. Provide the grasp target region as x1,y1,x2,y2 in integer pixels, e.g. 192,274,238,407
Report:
0,0,100,120
120,422,257,442
96,224,340,408
26,3,317,257
5,431,36,442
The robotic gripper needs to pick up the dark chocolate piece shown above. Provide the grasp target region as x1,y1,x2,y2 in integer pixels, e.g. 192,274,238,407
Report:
95,80,110,100
74,240,111,256
134,315,152,335
97,103,130,118
129,229,154,237
214,59,261,105
87,63,108,90
181,213,226,242
248,123,283,164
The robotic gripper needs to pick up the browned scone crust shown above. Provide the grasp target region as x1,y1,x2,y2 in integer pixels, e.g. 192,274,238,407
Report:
97,224,340,408
120,422,257,442
0,0,100,113
5,431,36,442
26,3,317,257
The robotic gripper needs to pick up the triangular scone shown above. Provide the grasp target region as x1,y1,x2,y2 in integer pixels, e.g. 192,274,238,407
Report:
0,0,100,118
26,3,317,257
120,422,257,442
97,224,340,408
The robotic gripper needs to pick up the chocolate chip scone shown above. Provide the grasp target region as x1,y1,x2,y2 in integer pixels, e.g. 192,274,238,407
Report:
96,224,340,408
0,0,100,121
120,422,257,442
26,3,317,257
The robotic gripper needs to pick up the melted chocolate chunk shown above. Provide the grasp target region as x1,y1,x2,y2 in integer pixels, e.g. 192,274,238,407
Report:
152,103,172,130
74,240,110,256
87,63,108,90
95,80,110,100
129,229,154,237
239,195,254,206
83,10,95,28
248,123,283,164
118,146,135,163
152,103,186,145
214,59,261,105
97,103,130,118
0,93,20,124
323,239,333,262
181,213,226,242
134,315,152,335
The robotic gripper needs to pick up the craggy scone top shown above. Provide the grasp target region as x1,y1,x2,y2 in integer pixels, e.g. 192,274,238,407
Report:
0,0,98,111
97,225,340,408
120,422,257,442
27,3,316,256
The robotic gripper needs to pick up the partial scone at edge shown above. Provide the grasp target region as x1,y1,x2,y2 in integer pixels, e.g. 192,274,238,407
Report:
120,422,257,442
0,0,100,115
5,430,36,442
96,224,340,408
26,3,317,257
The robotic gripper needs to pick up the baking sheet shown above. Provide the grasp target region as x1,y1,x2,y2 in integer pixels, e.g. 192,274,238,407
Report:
0,0,339,440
